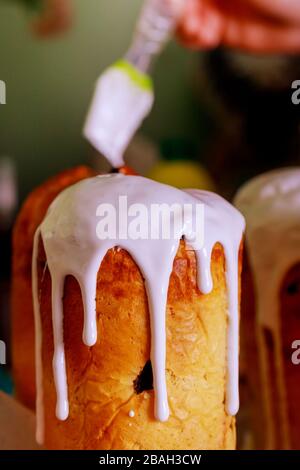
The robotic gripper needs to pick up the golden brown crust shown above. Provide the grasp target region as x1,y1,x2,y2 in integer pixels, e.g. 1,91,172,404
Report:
13,167,240,449
241,256,300,450
11,166,95,409
280,263,300,450
36,239,238,450
118,166,138,176
239,253,265,449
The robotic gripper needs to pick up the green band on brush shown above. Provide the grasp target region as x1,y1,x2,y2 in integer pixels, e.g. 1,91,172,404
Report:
114,60,153,92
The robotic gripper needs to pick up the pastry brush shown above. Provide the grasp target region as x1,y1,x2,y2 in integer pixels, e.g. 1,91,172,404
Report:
83,0,184,169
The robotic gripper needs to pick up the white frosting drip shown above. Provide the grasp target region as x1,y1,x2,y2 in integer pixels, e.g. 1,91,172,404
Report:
83,67,153,169
234,167,300,449
235,168,300,331
32,174,244,444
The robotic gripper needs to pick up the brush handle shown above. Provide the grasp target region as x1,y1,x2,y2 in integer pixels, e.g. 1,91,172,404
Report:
125,0,184,72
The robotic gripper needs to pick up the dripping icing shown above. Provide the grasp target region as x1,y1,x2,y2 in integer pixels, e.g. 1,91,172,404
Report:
235,168,300,330
32,174,245,443
234,167,300,449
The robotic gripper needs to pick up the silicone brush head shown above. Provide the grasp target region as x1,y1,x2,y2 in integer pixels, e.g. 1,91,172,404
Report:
83,1,184,169
83,60,154,169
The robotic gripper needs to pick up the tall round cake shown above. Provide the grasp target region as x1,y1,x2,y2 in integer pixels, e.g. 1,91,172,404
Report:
13,169,245,450
235,168,300,450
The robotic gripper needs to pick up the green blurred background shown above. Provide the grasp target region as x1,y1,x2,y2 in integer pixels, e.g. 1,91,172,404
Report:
1,1,300,450
0,0,211,200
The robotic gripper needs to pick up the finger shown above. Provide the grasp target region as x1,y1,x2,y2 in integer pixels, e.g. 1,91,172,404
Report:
245,0,300,25
177,0,224,49
177,0,300,53
224,16,300,53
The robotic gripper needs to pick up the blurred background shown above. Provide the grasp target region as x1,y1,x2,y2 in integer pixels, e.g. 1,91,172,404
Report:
0,0,211,200
1,0,300,449
0,0,214,407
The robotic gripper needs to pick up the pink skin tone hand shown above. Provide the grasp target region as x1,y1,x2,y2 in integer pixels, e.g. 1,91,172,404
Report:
177,0,300,53
247,0,300,24
31,0,72,38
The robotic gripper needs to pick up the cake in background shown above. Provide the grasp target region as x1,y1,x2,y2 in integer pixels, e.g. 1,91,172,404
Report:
235,168,300,450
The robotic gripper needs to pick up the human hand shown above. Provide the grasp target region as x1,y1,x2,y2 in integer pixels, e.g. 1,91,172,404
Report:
177,0,300,53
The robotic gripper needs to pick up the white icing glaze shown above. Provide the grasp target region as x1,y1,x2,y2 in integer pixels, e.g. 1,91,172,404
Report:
234,167,300,449
83,67,153,169
129,410,135,418
32,174,244,444
235,168,300,331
